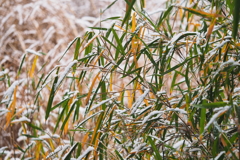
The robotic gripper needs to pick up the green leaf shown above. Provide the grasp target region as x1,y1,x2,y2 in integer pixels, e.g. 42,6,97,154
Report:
193,102,227,109
147,136,162,160
122,0,137,27
63,143,79,160
232,0,240,40
45,69,59,120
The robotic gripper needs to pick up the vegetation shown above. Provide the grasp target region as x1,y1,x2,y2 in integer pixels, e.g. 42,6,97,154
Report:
1,0,240,159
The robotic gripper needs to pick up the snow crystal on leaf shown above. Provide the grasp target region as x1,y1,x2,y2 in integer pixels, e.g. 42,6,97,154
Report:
142,111,163,125
77,146,94,160
205,106,230,130
54,60,78,91
210,151,225,160
26,49,42,56
130,143,147,154
165,108,187,114
131,89,150,115
11,116,31,123
2,79,25,104
173,140,190,149
90,96,117,111
168,32,196,45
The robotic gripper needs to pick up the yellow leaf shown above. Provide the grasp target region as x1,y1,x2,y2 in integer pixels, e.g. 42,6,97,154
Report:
181,7,224,18
85,72,101,105
79,34,99,54
126,90,133,109
4,86,17,129
206,18,216,40
82,133,89,149
114,25,126,32
29,55,38,78
94,132,101,158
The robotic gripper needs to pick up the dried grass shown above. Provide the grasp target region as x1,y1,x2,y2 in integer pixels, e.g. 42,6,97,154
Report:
0,0,165,150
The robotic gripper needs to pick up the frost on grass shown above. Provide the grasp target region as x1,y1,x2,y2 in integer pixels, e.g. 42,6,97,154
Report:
11,116,31,123
90,96,117,111
77,146,94,160
1,79,25,104
26,49,42,56
204,39,231,63
141,111,163,125
46,145,70,159
75,110,104,128
165,108,187,114
173,140,190,149
130,143,147,154
0,109,9,116
168,31,196,45
204,106,230,130
54,60,78,91
210,151,225,160
131,89,150,115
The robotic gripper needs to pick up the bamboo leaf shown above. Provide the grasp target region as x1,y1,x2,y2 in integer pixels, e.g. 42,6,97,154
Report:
193,102,227,109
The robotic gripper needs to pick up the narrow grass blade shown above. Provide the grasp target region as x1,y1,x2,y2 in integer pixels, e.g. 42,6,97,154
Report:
63,143,79,160
122,0,137,27
232,0,240,40
147,136,162,160
45,68,59,120
193,102,227,109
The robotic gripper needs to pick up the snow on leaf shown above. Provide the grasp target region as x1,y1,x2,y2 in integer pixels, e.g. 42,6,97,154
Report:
189,148,201,152
210,151,225,160
204,40,231,63
141,111,163,125
75,110,104,128
2,79,25,104
77,146,94,160
0,109,9,116
165,108,187,114
131,89,150,115
173,140,190,149
0,70,8,77
130,143,147,154
90,96,117,111
46,145,70,159
11,116,31,123
205,106,230,130
26,49,42,56
168,31,196,45
54,60,78,92
0,146,8,153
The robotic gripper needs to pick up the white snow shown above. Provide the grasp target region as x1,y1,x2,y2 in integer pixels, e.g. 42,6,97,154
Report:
46,145,70,159
39,134,51,140
11,116,31,123
130,143,146,153
90,96,117,111
205,106,230,130
54,60,78,91
26,49,42,56
204,40,231,63
141,111,163,125
165,108,187,114
173,140,190,149
77,146,94,160
210,151,225,160
189,148,201,152
131,89,150,115
168,32,196,45
17,136,27,142
2,79,25,104
0,70,8,77
0,109,9,116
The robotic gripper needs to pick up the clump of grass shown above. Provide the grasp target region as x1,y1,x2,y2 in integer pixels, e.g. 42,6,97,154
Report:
1,0,240,159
